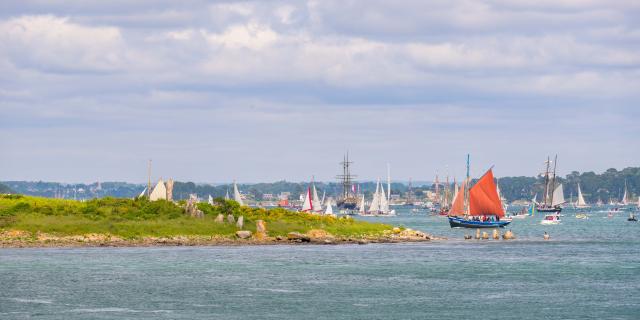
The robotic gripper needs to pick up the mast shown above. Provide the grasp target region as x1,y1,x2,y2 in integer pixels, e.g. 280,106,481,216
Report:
387,163,391,205
147,159,152,198
549,155,558,207
336,152,356,201
434,174,440,205
463,154,470,216
542,156,550,206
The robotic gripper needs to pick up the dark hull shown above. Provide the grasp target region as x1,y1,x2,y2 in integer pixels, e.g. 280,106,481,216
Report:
536,206,562,214
448,217,511,228
337,200,357,210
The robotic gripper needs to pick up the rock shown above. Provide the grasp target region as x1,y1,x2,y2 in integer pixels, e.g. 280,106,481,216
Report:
235,230,252,239
475,229,481,239
357,240,369,245
276,235,284,241
214,214,224,223
307,229,331,239
256,220,267,234
227,214,235,224
287,232,310,242
492,229,500,240
392,227,402,234
236,216,244,229
502,230,515,240
323,239,334,244
543,232,550,241
481,232,489,240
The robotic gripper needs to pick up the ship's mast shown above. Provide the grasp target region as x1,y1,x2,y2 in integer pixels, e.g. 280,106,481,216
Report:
549,154,558,207
542,156,550,206
336,152,356,200
464,154,470,216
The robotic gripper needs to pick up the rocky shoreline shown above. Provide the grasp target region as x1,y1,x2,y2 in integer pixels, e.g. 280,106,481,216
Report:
0,228,437,248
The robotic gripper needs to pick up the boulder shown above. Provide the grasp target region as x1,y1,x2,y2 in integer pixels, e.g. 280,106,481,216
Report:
307,229,330,239
502,230,515,240
392,227,402,234
227,214,235,224
256,220,267,234
236,216,244,229
214,214,224,223
235,230,252,239
287,232,310,242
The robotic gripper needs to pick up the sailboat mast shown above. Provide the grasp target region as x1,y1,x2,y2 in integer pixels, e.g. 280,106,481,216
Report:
463,154,470,216
387,163,391,205
549,154,557,207
542,156,550,206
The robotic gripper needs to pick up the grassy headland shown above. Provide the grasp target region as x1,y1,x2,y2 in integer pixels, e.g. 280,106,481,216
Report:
0,195,429,247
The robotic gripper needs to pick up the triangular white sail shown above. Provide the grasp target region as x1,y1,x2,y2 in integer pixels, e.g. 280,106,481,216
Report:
551,183,565,206
321,190,326,207
233,181,244,206
324,198,333,215
380,183,389,214
621,183,629,205
369,180,380,213
149,179,167,201
208,195,214,205
312,184,323,212
575,184,587,206
532,193,538,205
225,189,230,200
301,187,312,212
359,194,366,214
138,187,147,198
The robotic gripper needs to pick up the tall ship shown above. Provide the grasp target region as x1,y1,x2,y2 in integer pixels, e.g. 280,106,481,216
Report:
536,155,565,213
447,154,511,228
336,153,358,210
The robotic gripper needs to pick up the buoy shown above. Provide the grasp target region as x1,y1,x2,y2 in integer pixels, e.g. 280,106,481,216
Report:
543,232,550,241
481,231,489,240
492,229,499,240
475,229,481,239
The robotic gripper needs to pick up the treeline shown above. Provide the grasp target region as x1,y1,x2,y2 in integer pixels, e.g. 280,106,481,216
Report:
3,167,639,203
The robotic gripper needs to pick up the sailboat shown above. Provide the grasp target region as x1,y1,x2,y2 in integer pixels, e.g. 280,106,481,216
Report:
300,186,313,212
312,180,323,213
233,181,244,206
367,179,395,216
447,155,511,228
324,198,334,215
358,194,366,215
574,183,590,208
536,155,564,214
619,181,630,206
208,195,214,205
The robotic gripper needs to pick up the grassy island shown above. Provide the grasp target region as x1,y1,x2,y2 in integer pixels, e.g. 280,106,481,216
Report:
0,195,431,247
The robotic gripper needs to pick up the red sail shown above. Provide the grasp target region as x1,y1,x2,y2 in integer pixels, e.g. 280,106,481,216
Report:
448,180,466,216
469,169,504,217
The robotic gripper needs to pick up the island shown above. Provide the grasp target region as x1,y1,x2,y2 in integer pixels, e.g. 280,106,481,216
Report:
0,195,432,248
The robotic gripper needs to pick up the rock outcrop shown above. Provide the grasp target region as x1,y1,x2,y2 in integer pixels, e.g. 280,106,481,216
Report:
214,214,224,223
236,216,244,229
287,232,310,242
235,231,252,239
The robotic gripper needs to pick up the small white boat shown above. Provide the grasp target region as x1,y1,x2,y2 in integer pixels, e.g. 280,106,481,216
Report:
541,214,560,225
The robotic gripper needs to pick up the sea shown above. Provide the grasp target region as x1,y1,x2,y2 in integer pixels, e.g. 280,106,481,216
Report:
1,206,639,319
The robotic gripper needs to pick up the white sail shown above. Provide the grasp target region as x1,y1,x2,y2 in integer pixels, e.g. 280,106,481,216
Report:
369,180,381,213
380,183,389,214
301,187,312,211
233,181,244,206
149,179,167,201
576,184,587,206
225,189,230,200
312,184,323,212
551,183,565,206
138,187,147,198
324,198,333,215
532,193,538,205
621,183,629,205
359,194,366,214
321,190,326,207
208,195,213,205
387,163,391,205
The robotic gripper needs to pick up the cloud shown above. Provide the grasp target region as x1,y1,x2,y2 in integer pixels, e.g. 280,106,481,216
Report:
0,1,639,182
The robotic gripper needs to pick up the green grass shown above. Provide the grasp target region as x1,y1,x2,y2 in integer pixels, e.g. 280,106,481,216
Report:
0,195,392,239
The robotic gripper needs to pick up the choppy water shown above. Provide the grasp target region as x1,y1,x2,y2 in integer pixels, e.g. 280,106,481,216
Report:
1,206,639,319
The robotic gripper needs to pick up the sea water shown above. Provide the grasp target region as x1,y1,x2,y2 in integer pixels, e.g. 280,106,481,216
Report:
1,207,639,319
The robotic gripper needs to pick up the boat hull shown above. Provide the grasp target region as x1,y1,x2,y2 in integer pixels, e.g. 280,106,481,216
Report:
536,206,562,214
448,217,511,228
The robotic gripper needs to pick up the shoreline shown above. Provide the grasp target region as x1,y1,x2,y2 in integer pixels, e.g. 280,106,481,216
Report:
0,229,438,249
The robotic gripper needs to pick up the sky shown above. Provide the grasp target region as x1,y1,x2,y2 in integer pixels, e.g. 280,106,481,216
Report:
1,0,639,184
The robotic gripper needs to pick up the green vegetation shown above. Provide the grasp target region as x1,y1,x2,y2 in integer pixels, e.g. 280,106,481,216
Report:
0,195,392,239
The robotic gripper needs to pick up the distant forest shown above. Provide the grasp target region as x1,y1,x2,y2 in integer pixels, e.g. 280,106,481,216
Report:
3,167,639,203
